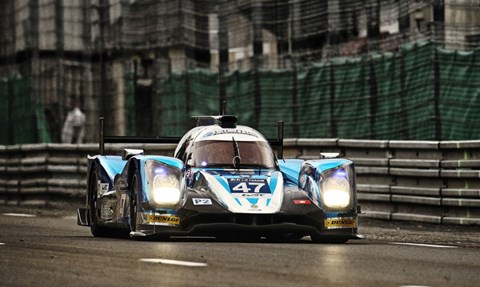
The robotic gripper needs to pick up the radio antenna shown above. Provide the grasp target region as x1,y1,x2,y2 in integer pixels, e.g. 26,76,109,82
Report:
220,100,226,115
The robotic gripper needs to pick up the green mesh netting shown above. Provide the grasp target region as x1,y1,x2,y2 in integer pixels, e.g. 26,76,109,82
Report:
296,64,331,137
11,76,36,144
157,41,479,140
225,70,256,128
0,79,9,144
438,48,480,140
0,76,51,144
257,69,294,138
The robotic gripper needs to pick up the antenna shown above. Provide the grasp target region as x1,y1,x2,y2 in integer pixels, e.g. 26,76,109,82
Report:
220,100,226,115
99,117,105,155
277,121,284,159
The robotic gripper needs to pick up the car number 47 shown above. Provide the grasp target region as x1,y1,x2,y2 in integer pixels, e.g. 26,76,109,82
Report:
232,182,265,193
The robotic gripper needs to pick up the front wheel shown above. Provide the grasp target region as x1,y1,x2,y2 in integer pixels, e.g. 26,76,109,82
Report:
129,175,138,233
311,234,349,244
89,168,109,237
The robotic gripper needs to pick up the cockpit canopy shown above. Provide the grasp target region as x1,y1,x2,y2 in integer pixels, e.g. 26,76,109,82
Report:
174,124,277,169
192,139,276,169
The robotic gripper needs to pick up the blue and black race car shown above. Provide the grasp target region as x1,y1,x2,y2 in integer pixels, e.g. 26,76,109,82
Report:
77,115,362,243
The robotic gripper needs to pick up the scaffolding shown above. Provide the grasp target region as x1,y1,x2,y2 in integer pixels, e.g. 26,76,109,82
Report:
0,0,480,143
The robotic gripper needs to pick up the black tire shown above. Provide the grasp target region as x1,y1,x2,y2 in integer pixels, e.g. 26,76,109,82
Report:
129,175,138,233
89,168,109,237
266,233,305,243
216,233,261,242
311,234,349,244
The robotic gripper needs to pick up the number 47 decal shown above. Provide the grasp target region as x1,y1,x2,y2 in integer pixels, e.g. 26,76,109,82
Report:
232,182,266,193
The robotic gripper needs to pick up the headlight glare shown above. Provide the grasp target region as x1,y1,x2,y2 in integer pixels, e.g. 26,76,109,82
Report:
146,160,182,208
321,169,352,209
152,174,181,207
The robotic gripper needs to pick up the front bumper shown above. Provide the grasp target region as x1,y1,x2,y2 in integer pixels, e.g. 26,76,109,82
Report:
131,210,360,240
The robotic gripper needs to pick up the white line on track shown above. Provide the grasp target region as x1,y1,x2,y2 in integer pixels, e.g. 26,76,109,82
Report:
0,242,5,246
2,213,37,218
390,242,457,249
139,258,207,267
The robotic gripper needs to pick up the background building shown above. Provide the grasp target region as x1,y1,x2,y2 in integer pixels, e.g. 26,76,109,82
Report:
0,0,479,143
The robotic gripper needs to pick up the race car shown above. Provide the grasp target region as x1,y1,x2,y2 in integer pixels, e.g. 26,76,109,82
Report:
77,115,362,243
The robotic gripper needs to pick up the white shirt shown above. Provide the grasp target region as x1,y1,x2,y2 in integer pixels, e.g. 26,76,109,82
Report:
61,107,86,144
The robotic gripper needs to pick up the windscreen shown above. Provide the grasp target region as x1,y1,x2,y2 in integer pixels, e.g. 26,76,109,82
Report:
192,140,276,169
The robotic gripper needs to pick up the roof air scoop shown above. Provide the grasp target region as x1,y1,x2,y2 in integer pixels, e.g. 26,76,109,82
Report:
193,115,237,128
218,115,237,128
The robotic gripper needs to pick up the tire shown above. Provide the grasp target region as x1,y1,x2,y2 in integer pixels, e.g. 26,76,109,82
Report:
216,233,261,242
311,234,349,244
89,168,109,237
129,174,138,233
266,233,305,243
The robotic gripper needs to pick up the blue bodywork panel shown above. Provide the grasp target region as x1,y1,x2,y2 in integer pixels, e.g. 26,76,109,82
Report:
278,158,353,184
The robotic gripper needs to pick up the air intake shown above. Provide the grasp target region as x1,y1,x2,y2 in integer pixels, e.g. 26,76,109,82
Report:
193,115,237,128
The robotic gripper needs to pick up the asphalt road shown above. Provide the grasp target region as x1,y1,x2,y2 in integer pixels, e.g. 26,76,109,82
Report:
1,205,480,287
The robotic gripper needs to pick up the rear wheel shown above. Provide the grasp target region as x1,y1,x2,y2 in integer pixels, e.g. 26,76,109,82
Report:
89,168,109,237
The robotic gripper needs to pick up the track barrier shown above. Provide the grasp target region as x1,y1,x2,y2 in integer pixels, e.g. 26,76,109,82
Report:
1,140,479,225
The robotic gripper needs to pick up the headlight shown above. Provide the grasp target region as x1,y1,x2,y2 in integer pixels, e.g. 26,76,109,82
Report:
152,173,181,207
146,161,182,208
320,168,352,210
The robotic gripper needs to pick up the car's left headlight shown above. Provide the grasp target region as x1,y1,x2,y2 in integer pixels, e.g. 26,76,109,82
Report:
320,167,352,210
146,161,182,208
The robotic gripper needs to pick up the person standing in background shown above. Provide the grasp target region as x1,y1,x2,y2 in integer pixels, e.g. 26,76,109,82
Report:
61,98,86,144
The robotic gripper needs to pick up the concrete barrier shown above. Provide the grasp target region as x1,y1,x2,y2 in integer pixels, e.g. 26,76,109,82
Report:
1,140,479,225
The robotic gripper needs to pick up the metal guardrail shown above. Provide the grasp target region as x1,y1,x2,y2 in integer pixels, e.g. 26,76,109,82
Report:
0,143,176,207
0,139,479,225
285,139,480,225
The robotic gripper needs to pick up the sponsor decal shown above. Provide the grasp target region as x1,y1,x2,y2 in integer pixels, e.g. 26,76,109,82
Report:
192,198,212,205
147,214,180,225
97,181,109,196
203,129,258,138
228,178,269,194
237,193,269,197
324,217,357,229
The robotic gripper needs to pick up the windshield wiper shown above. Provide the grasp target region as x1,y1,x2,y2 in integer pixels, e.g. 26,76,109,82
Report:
232,136,241,169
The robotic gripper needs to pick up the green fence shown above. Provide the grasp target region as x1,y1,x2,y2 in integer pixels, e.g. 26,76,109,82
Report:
0,76,50,145
3,42,480,144
159,42,480,140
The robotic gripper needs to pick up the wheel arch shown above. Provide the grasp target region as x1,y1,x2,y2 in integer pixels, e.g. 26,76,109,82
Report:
86,156,122,208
